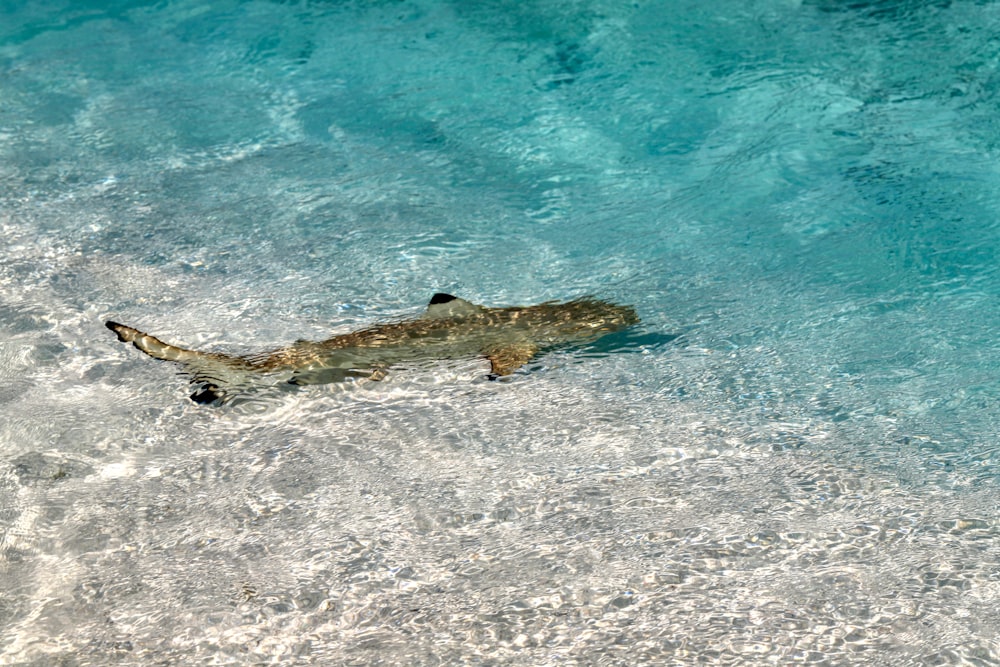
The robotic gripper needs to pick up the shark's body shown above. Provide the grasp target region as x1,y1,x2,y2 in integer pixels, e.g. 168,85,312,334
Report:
106,293,639,404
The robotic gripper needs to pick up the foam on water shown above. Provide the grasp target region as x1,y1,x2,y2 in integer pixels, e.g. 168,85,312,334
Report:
3,0,1000,664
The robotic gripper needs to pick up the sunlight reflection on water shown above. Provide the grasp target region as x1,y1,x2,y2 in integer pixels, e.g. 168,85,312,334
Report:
3,0,1000,664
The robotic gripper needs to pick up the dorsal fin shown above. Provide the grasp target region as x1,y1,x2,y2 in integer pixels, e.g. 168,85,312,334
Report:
423,293,483,319
429,292,457,305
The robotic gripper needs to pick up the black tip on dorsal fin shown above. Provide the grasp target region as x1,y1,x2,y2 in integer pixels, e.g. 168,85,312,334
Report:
429,292,458,305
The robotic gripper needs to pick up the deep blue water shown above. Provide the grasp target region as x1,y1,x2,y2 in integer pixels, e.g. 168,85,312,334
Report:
3,0,1000,664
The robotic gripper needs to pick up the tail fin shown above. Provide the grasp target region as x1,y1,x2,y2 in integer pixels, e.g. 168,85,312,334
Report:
105,321,252,404
106,321,213,364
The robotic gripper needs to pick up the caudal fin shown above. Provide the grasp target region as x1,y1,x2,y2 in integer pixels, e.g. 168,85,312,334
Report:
105,320,253,404
105,321,209,364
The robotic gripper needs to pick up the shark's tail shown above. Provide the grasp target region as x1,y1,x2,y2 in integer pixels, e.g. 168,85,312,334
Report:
106,321,211,364
105,321,253,404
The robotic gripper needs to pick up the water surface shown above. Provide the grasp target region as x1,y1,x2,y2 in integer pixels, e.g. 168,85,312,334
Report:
3,0,1000,664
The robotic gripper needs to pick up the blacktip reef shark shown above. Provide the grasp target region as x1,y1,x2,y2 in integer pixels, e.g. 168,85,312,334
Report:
106,293,640,405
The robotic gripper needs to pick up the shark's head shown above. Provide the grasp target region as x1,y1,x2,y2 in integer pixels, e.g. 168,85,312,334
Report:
522,297,640,342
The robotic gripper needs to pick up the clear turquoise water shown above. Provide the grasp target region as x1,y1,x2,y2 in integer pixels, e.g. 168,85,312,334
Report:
3,0,1000,663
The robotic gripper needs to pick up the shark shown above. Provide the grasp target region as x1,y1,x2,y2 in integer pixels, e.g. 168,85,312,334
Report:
106,293,639,405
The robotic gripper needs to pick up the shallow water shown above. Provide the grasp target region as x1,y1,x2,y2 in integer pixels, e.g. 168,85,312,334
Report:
3,0,1000,664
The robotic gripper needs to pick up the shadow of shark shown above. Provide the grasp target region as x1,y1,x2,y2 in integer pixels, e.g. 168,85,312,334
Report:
106,293,640,405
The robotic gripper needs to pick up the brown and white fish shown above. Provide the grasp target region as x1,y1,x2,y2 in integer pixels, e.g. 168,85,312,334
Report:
106,293,639,405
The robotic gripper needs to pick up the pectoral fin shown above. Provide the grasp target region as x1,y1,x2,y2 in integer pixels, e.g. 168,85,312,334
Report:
485,343,539,377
